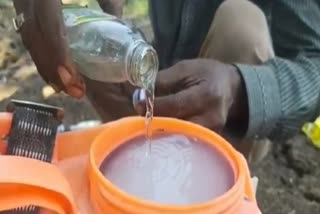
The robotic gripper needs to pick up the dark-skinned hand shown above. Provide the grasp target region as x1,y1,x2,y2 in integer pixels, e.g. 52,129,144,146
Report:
12,0,125,99
13,0,85,97
134,59,248,133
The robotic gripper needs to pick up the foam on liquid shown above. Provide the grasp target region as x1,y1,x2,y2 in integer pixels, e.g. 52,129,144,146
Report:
100,133,235,205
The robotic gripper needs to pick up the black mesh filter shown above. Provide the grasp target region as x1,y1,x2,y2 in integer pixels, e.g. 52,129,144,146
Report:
1,206,40,214
0,100,63,214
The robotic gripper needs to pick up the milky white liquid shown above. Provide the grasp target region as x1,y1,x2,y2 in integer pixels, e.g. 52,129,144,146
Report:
100,133,235,205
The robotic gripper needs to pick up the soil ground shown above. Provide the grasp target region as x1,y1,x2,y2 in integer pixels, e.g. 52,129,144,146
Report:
1,3,320,214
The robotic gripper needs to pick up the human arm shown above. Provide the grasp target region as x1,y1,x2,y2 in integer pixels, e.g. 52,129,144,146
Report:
134,0,320,142
133,59,244,134
12,0,125,98
235,0,320,140
12,0,85,97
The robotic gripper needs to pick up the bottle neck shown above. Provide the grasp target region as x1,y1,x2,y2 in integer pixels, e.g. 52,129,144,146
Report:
126,41,159,88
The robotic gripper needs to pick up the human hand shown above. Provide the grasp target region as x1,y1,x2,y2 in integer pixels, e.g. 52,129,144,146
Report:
85,77,136,122
13,0,85,98
133,59,248,133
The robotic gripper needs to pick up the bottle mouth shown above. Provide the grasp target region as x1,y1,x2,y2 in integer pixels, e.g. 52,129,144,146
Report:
127,41,159,88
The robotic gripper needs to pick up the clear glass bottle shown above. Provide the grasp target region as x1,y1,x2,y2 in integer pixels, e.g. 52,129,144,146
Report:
62,5,158,89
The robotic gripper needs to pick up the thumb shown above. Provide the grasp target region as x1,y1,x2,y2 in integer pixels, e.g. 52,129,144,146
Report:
155,64,185,96
133,86,202,119
58,66,86,98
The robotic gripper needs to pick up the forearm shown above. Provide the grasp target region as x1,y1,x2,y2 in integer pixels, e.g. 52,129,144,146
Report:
235,55,320,141
13,0,33,14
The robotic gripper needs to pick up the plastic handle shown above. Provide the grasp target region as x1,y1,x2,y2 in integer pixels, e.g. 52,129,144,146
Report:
238,152,256,202
0,156,77,214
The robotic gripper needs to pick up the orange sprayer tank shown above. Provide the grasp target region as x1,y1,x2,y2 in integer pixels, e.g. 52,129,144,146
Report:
0,114,261,214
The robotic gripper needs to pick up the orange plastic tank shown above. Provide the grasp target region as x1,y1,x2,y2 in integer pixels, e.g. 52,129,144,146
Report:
0,114,261,214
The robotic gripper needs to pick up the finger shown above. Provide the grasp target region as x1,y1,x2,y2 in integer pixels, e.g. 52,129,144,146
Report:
34,0,85,97
63,66,86,98
134,86,203,119
187,116,213,130
155,62,188,96
58,66,85,98
27,36,65,88
85,80,136,121
27,35,67,90
188,112,226,133
58,66,85,91
30,42,84,96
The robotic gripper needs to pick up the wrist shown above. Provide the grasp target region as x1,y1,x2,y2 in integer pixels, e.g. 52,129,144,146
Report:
227,64,248,124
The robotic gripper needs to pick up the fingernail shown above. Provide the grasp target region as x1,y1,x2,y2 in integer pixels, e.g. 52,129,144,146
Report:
58,66,72,85
68,86,84,98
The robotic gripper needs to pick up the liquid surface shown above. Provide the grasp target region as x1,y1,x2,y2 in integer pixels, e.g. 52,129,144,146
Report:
100,133,235,205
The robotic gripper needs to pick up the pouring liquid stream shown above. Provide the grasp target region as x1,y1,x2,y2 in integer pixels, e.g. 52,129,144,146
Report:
141,70,156,156
144,82,155,156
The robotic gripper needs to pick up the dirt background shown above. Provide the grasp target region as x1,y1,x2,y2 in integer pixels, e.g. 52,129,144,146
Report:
1,2,320,214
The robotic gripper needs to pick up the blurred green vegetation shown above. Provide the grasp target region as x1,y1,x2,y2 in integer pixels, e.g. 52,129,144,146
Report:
77,0,100,9
0,0,13,7
124,0,148,18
